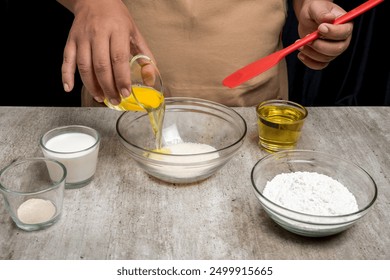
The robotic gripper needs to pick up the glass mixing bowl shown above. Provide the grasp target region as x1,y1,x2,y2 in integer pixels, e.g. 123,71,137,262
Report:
116,97,247,184
251,150,377,237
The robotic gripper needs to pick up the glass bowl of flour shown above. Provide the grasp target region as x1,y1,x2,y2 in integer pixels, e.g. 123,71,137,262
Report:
116,97,247,184
251,150,377,237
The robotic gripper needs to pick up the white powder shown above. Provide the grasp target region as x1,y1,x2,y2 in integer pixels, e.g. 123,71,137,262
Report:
263,171,358,216
146,142,220,181
149,142,219,163
17,198,56,224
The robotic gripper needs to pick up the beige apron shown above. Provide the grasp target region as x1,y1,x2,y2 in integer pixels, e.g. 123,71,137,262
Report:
82,0,288,107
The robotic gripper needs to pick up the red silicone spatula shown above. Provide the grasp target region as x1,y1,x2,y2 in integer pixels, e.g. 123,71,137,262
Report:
222,0,384,88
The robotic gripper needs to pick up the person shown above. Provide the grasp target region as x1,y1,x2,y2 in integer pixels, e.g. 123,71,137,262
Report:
57,0,353,107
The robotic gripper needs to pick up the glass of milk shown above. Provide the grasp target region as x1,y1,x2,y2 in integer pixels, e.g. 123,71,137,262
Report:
0,158,66,231
40,125,100,189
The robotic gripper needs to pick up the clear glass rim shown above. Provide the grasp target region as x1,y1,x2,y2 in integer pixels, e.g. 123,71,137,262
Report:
0,157,67,195
40,125,100,155
116,97,247,157
256,99,308,120
250,149,378,223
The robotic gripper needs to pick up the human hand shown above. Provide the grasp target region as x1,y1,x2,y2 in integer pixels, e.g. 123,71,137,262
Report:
295,1,353,70
58,0,155,105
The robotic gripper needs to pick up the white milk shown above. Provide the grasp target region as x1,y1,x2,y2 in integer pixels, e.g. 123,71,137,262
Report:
42,132,99,185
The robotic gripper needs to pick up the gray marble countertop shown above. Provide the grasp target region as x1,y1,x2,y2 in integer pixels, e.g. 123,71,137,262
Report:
0,106,389,260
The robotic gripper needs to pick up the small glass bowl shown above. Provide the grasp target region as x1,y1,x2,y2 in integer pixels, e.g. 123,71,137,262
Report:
251,150,378,237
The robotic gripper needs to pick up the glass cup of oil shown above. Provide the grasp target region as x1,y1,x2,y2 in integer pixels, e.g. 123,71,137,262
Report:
256,99,308,153
105,54,165,150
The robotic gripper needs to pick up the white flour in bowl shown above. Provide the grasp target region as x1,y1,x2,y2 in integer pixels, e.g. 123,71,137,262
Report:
146,142,220,181
263,171,358,216
149,142,219,163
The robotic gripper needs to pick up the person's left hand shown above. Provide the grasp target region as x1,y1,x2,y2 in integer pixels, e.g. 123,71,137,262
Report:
295,1,353,70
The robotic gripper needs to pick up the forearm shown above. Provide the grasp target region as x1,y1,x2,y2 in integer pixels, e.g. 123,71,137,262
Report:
56,0,79,13
293,0,333,16
56,0,122,14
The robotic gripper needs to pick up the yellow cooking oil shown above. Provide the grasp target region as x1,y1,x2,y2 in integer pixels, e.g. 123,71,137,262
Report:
257,103,307,152
143,147,172,160
152,147,171,154
105,85,165,149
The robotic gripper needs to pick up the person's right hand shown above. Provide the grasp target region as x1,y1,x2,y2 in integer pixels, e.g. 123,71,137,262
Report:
58,0,155,105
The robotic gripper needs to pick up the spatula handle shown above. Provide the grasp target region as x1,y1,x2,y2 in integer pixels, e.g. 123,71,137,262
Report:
333,0,383,25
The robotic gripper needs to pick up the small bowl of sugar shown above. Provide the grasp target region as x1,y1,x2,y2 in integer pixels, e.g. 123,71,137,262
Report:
116,97,247,184
251,150,377,237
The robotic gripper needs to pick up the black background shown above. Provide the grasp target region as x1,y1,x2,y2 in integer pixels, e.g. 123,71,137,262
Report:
3,0,82,106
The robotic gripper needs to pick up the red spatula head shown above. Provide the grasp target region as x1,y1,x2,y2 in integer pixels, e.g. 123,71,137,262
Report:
223,49,294,89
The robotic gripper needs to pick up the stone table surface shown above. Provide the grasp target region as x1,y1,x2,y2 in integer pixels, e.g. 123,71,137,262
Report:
0,106,389,260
